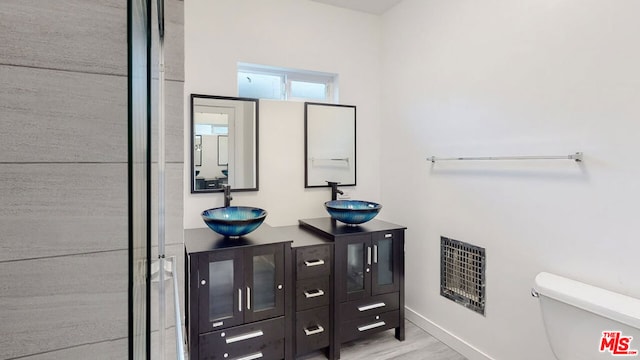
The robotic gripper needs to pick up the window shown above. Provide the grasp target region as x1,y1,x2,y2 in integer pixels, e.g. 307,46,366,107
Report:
238,63,337,102
194,124,228,136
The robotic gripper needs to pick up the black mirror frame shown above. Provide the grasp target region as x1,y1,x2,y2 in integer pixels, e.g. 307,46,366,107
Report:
304,102,357,188
190,94,259,193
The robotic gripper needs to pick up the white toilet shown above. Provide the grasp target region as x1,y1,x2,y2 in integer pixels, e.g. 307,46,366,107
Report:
534,272,640,359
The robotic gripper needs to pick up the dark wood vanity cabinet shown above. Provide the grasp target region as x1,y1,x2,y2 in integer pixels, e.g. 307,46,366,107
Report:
333,229,404,345
185,227,293,360
185,220,404,360
299,218,406,359
196,243,286,330
293,244,333,357
277,225,334,359
335,231,403,302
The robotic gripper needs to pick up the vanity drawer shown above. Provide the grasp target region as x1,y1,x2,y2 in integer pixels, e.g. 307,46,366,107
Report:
200,340,283,360
340,310,400,343
296,276,330,311
295,245,331,280
296,306,330,356
199,317,284,360
340,292,399,321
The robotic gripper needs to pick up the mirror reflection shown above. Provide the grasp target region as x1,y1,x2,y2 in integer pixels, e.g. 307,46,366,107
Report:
191,94,259,193
304,102,356,188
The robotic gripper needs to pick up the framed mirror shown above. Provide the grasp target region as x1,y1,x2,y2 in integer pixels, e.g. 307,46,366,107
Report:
191,94,259,193
304,102,356,188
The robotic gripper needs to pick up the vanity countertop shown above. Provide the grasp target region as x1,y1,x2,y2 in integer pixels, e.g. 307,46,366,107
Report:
184,224,292,254
298,217,406,239
184,223,335,254
185,217,405,254
274,224,333,248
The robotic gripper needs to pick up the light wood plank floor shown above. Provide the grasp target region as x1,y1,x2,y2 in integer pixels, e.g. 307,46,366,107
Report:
299,320,467,360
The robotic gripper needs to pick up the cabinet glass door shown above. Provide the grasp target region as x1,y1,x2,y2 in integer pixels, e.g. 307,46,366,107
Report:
199,250,244,331
372,232,402,295
338,234,371,302
209,260,235,320
253,253,276,311
346,243,365,293
375,238,393,286
245,244,285,323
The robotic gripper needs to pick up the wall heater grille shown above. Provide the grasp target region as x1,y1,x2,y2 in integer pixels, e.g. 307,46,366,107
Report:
440,236,486,315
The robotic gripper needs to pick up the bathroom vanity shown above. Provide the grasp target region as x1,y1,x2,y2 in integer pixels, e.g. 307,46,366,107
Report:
185,218,405,360
298,218,406,358
185,226,293,360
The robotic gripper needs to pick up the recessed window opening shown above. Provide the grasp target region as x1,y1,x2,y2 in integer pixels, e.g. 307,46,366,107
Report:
194,123,228,136
238,62,338,103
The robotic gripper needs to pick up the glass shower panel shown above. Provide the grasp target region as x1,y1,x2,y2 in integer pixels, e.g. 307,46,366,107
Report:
129,0,150,358
209,260,234,321
376,239,393,286
253,254,276,311
347,243,365,293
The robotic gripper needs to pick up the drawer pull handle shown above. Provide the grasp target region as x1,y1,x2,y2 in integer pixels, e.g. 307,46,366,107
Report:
234,352,263,360
225,330,264,344
304,289,325,298
358,302,386,312
304,325,325,336
304,259,325,267
358,321,386,332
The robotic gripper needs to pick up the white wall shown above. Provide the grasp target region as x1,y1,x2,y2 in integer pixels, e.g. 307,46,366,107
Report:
380,0,640,359
184,0,383,228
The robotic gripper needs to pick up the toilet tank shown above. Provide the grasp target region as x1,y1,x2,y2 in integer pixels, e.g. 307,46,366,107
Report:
534,272,640,360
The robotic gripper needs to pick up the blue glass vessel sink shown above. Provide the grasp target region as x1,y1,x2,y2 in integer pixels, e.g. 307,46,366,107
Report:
324,200,382,226
201,206,267,237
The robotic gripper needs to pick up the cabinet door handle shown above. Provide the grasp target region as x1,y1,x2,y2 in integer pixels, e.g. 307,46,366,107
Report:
304,259,325,267
238,289,242,312
373,244,378,264
234,352,263,360
225,330,264,344
304,325,325,336
357,302,386,312
367,246,372,265
303,289,325,298
358,321,386,332
246,286,251,310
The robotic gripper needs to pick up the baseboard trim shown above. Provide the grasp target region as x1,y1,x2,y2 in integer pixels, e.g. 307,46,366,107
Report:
405,306,495,360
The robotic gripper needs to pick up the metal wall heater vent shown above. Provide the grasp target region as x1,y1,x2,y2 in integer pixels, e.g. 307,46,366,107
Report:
440,236,486,315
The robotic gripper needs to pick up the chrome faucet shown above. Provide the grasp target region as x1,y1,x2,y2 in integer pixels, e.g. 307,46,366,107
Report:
326,181,343,201
223,184,233,207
